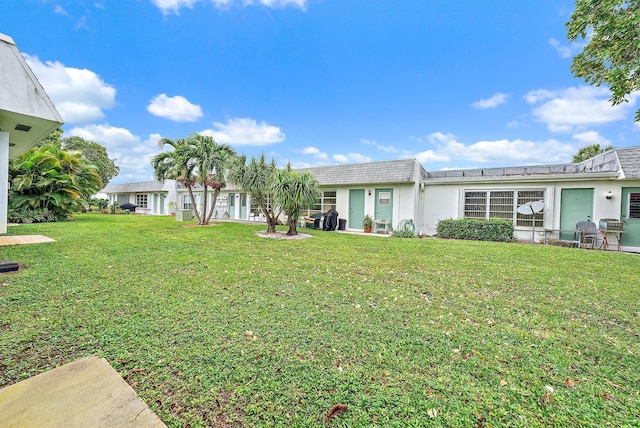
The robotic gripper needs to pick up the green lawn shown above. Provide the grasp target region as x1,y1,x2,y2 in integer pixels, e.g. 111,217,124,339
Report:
1,214,638,427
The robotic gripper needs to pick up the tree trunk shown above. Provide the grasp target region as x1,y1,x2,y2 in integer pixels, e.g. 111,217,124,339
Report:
205,189,219,224
286,214,298,236
200,185,209,225
258,196,277,233
266,217,277,234
187,185,202,223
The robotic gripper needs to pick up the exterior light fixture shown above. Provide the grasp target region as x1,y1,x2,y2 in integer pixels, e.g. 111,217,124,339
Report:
605,190,614,200
368,189,372,196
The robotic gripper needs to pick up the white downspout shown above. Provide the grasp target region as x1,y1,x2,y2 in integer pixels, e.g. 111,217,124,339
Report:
418,182,425,236
0,131,9,234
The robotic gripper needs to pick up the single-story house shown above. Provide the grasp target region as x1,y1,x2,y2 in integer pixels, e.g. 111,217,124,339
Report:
421,147,640,251
102,146,640,252
101,181,178,215
0,32,64,235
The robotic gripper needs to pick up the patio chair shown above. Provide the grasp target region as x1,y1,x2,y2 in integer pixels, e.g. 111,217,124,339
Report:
304,212,322,229
576,220,598,249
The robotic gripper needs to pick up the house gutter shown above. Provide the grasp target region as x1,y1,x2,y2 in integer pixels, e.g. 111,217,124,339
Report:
423,172,620,185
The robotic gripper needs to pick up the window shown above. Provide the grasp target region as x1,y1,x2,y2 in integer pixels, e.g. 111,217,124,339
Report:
181,193,192,210
464,189,544,227
464,191,487,219
629,192,640,219
378,191,391,206
313,191,337,212
136,194,148,208
517,190,544,227
489,191,514,220
116,194,128,205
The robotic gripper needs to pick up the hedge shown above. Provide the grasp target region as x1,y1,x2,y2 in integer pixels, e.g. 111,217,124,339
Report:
436,218,515,242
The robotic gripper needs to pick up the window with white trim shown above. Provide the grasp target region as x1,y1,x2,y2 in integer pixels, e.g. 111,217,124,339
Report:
313,190,337,212
378,191,391,207
136,194,148,208
464,189,544,227
516,190,545,227
181,193,193,210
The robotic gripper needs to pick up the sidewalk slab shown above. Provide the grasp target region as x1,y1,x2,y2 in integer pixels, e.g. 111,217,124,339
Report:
0,356,166,428
0,235,55,246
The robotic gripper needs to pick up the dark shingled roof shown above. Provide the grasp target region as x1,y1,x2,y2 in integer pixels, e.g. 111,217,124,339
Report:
102,181,168,194
615,147,640,179
299,159,426,186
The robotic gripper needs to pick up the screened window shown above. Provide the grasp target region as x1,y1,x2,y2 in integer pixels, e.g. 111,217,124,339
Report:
136,194,148,208
464,189,545,227
489,191,514,220
464,191,487,219
629,193,640,219
517,190,545,227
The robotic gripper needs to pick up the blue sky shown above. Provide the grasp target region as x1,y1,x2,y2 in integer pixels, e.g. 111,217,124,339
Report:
2,0,639,184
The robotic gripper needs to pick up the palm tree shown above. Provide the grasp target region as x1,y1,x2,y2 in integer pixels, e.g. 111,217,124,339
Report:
572,144,614,163
152,133,236,225
270,164,320,236
228,153,282,233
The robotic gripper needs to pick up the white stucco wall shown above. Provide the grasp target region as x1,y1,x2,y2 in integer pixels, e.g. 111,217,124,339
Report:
422,178,640,249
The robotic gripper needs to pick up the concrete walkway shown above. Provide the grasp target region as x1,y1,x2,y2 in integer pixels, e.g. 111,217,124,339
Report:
0,356,166,428
0,235,55,246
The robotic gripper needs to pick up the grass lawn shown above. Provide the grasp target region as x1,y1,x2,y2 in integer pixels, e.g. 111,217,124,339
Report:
1,214,639,427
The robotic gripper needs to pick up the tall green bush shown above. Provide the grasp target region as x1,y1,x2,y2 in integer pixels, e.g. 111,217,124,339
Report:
436,218,514,242
8,144,102,223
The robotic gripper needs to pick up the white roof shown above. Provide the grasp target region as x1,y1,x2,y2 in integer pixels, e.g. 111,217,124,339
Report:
0,33,63,159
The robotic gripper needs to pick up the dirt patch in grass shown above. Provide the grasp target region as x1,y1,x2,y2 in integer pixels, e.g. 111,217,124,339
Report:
255,231,312,240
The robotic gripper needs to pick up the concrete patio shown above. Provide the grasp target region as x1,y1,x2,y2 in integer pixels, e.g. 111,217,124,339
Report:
0,356,166,428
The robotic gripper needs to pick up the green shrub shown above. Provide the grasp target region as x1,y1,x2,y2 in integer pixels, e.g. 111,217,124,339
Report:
392,229,415,238
436,218,514,242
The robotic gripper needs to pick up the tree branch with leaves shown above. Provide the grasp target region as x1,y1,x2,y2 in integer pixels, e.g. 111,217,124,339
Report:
567,0,640,122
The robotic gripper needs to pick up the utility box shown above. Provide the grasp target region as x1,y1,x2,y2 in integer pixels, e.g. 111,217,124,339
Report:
175,209,194,221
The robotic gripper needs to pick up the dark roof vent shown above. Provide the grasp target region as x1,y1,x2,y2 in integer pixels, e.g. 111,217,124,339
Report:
14,124,32,132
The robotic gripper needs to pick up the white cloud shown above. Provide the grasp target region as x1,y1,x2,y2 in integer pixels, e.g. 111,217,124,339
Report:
572,130,611,146
147,94,203,122
361,138,399,153
471,92,509,110
333,153,371,163
301,146,328,160
525,86,636,132
24,55,116,124
548,38,583,59
415,150,450,163
68,125,162,182
151,0,198,15
152,0,306,15
413,132,577,165
54,5,70,16
200,117,285,145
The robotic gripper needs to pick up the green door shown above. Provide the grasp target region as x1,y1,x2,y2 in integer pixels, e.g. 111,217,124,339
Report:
621,187,640,247
349,189,365,230
228,193,236,218
375,188,393,226
240,193,247,219
560,188,594,240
